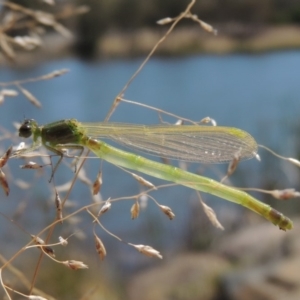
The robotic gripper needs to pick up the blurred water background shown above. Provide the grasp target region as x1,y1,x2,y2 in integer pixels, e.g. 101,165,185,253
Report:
1,51,300,248
1,1,300,299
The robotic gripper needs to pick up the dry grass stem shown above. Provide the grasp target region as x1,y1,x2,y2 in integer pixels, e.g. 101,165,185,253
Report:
0,89,18,105
259,144,300,167
287,158,300,167
2,0,299,298
30,235,55,256
114,165,158,192
0,31,15,60
104,0,198,121
145,194,175,220
240,187,300,200
0,69,69,87
2,284,48,300
40,69,69,80
1,1,79,44
271,189,300,200
156,12,217,36
120,98,200,125
76,166,93,186
86,209,124,243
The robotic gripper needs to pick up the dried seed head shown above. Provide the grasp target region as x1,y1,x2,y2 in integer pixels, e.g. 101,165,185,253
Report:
94,233,106,261
41,0,55,5
62,260,88,270
132,173,156,189
1,89,18,97
255,153,261,161
271,189,300,200
200,20,217,34
159,205,175,220
31,235,55,257
200,117,217,126
53,23,72,38
200,200,224,230
0,32,15,59
175,119,184,125
43,69,69,79
15,142,26,151
197,18,218,35
29,295,48,300
227,149,242,176
288,158,300,167
20,162,43,169
14,35,41,50
14,179,31,189
34,11,55,26
98,199,111,215
133,244,163,259
75,5,90,14
0,146,13,168
0,169,9,196
131,201,140,220
59,236,68,246
17,84,41,108
55,191,63,222
92,171,102,195
139,194,149,209
42,246,55,257
31,235,45,245
156,17,173,25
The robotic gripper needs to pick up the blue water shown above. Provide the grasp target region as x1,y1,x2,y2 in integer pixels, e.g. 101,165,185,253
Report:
0,51,300,256
1,52,299,137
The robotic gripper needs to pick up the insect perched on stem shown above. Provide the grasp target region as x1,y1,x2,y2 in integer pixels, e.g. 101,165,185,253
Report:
17,118,293,230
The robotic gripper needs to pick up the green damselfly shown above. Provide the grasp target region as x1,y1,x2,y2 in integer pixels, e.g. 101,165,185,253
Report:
17,118,292,230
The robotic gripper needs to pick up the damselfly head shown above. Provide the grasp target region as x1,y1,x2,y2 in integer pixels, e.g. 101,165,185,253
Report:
19,119,36,138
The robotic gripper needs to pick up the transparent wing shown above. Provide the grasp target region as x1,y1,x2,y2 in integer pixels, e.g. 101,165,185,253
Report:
80,122,258,163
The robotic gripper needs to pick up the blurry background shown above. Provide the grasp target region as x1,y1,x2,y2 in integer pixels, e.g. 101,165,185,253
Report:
1,1,300,299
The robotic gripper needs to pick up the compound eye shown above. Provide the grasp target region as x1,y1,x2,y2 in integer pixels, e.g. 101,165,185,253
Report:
19,120,32,138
